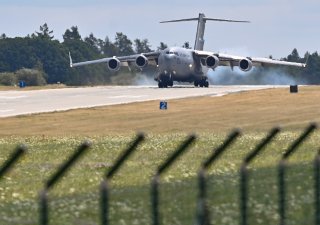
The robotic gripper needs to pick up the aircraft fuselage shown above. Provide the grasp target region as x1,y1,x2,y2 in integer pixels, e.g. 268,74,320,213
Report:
156,47,208,87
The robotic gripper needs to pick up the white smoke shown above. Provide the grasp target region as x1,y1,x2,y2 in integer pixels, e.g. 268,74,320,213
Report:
207,67,306,85
133,72,156,86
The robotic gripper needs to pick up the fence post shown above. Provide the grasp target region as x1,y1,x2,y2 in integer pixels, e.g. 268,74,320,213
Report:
39,190,48,225
278,159,286,225
151,175,160,225
278,123,317,225
100,133,145,225
196,129,240,225
240,127,280,225
100,180,109,225
151,134,196,225
39,141,91,225
315,149,320,225
0,145,27,180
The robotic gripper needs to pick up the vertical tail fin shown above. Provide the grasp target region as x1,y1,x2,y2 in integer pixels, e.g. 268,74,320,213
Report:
160,13,250,51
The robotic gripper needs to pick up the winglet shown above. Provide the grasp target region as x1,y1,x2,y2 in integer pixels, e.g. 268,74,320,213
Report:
69,52,73,68
304,54,310,68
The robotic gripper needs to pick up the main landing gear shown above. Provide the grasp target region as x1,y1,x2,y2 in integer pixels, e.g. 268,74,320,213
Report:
158,79,173,88
194,80,209,88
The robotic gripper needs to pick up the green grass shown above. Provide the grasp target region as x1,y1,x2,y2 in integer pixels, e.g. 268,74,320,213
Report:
0,132,319,225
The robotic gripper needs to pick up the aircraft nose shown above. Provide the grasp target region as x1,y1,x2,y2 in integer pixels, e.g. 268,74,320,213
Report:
164,54,174,68
164,54,174,61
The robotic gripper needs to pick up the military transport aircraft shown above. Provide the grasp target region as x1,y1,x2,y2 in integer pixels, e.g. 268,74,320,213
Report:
69,13,306,88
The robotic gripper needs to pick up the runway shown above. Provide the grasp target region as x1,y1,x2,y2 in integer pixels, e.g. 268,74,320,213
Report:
0,85,282,117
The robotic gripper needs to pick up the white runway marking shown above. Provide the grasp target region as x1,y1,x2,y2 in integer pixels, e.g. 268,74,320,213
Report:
0,109,14,113
0,95,26,99
0,85,285,117
108,95,147,99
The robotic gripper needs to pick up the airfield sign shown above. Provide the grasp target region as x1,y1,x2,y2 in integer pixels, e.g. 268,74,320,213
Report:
160,101,167,110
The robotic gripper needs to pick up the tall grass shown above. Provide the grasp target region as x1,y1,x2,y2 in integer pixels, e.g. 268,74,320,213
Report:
0,132,318,224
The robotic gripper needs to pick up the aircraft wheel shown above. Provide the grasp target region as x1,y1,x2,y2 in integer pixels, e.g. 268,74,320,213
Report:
158,81,163,88
204,81,209,88
194,81,199,87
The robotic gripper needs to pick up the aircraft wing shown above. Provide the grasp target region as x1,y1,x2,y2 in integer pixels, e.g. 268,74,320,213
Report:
69,51,160,68
194,50,307,68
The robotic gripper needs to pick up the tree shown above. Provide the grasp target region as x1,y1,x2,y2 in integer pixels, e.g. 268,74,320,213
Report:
101,36,118,57
287,48,300,62
157,42,168,51
33,23,54,40
134,38,152,53
304,52,320,84
63,26,82,41
0,33,6,39
84,33,101,53
114,32,134,56
182,41,191,49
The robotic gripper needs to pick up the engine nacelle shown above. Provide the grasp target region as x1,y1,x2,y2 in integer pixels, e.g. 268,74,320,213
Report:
205,55,219,69
135,55,148,68
239,58,253,72
107,58,121,72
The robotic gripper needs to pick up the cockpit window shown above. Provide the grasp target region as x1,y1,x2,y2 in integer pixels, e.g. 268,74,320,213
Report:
167,51,179,56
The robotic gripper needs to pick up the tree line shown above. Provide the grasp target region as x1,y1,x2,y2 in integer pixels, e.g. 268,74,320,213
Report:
0,23,319,86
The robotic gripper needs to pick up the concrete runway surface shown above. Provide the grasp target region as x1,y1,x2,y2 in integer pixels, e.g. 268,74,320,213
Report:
0,85,282,117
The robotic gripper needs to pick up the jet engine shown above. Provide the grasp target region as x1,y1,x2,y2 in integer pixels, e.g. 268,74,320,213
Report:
135,55,148,68
205,55,219,69
107,58,121,72
239,58,253,72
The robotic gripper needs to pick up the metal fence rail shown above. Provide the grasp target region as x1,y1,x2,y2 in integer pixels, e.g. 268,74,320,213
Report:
101,133,145,225
0,123,319,225
0,144,27,179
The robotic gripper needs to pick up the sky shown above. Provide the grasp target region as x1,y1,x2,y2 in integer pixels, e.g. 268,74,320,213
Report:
0,0,319,58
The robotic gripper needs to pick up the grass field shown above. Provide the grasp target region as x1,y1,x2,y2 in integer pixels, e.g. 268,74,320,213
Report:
0,86,320,225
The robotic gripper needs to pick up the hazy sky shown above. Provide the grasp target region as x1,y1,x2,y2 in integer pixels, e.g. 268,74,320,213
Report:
0,0,318,58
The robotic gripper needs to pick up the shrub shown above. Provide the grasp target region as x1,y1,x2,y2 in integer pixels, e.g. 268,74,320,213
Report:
0,72,17,86
15,68,47,86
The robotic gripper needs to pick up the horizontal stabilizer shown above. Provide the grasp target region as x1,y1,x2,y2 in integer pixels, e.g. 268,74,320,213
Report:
205,18,250,23
160,13,250,50
160,18,199,23
160,17,250,23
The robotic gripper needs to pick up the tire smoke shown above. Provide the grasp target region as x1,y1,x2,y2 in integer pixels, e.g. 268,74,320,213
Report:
207,67,306,85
